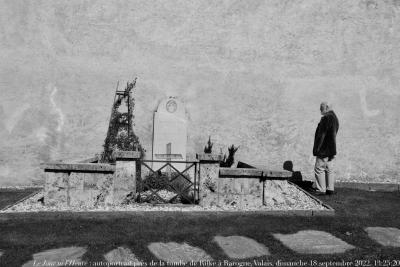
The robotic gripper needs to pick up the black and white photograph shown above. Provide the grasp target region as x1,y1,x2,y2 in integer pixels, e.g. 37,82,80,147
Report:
0,0,399,266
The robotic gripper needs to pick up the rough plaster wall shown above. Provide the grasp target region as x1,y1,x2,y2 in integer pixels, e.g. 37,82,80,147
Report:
0,0,399,186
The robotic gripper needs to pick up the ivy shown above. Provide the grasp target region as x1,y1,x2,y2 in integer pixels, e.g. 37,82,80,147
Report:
100,79,144,163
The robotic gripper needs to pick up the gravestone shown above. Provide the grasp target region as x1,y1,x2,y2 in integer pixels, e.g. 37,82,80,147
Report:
152,97,187,172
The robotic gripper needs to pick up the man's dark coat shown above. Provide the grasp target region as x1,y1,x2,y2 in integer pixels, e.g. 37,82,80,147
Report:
313,110,339,158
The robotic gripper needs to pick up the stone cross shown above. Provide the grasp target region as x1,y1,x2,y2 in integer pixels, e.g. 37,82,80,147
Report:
155,143,183,175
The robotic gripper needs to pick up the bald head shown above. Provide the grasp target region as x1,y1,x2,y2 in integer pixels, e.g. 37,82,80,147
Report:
320,102,331,115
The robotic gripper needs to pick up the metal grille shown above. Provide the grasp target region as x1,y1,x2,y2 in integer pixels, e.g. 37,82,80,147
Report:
138,160,199,204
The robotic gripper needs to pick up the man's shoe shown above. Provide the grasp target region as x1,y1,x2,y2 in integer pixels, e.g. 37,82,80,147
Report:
308,188,326,195
326,190,337,195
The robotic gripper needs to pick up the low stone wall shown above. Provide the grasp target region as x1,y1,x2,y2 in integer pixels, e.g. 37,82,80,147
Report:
41,151,140,208
41,152,296,209
197,154,293,208
42,163,115,208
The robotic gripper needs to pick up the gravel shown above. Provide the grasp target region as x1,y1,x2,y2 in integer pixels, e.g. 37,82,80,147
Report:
1,186,328,213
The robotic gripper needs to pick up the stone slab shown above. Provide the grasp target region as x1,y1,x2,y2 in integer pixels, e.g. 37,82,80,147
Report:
365,227,400,247
152,97,187,172
220,168,262,178
41,163,115,172
68,173,114,208
148,242,213,263
218,177,256,195
219,168,292,179
273,230,355,254
113,151,141,160
197,153,223,162
104,247,142,264
22,246,86,267
214,235,270,259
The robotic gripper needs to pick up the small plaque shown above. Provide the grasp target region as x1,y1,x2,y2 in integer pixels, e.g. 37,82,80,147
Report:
166,100,177,113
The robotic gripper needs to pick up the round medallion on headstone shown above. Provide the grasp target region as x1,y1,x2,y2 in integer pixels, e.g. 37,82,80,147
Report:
166,100,177,113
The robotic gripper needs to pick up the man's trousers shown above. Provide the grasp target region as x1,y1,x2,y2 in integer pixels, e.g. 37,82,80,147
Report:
314,157,334,192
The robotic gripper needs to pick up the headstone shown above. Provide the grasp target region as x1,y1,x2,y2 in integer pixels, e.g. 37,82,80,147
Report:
152,97,187,172
273,230,355,254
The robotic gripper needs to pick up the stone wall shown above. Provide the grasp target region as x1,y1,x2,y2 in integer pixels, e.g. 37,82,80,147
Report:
198,154,293,208
1,1,399,186
43,163,115,208
43,151,139,207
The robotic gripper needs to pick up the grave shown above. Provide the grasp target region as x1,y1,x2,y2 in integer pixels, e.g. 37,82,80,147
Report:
152,97,187,172
5,89,332,212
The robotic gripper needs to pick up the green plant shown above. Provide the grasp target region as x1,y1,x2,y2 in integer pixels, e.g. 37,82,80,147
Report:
204,136,213,153
220,144,239,167
100,79,144,163
142,171,169,191
141,171,194,203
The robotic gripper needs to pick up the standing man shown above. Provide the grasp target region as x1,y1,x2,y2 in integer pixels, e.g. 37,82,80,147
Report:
312,102,339,195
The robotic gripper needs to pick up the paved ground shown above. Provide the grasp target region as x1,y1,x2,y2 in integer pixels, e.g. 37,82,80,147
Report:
214,235,270,259
6,227,400,266
273,230,355,254
21,247,86,267
365,227,400,247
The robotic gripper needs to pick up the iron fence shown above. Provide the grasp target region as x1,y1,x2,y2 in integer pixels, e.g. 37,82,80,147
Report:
137,160,199,204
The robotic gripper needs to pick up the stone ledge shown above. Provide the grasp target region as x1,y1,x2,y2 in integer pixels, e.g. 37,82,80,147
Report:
219,168,292,179
113,151,141,160
78,156,100,163
41,163,115,173
196,153,223,162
